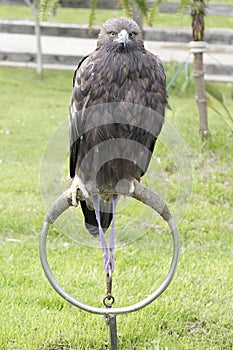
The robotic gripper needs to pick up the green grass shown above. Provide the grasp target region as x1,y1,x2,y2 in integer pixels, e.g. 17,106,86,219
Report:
0,66,233,349
0,5,233,29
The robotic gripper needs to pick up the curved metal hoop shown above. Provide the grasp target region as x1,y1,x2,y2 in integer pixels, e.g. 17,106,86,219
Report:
40,183,180,316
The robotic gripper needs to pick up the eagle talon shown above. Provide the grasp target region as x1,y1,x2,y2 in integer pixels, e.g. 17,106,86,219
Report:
65,175,89,207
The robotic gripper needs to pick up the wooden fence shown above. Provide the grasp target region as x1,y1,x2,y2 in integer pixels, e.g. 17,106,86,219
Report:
0,19,232,45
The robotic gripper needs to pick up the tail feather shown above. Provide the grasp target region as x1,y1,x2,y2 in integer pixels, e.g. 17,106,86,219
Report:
80,200,113,237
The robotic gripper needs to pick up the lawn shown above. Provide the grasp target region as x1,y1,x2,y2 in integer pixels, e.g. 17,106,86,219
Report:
0,66,232,349
0,4,233,29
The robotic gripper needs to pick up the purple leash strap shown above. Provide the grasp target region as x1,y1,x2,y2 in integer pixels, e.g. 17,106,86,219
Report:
93,195,118,272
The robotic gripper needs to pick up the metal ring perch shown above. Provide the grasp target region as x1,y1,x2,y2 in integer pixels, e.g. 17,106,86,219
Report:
40,181,180,316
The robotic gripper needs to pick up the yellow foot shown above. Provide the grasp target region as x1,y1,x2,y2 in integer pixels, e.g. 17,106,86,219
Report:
65,175,89,206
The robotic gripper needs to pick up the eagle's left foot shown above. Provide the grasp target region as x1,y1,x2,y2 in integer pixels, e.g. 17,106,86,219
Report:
65,175,89,206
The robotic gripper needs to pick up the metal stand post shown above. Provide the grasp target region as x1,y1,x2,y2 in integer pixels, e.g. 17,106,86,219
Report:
103,314,118,350
109,315,118,350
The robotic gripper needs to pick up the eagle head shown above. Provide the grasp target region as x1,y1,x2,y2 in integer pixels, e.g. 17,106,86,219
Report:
97,17,144,52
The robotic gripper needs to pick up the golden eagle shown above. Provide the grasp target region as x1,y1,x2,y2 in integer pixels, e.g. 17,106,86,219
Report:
67,17,167,236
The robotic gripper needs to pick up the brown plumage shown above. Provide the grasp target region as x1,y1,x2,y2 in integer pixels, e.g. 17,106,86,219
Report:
69,17,167,236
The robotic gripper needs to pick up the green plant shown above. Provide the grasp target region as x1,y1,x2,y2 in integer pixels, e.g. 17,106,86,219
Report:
120,0,165,26
166,61,195,95
206,82,233,133
40,0,59,20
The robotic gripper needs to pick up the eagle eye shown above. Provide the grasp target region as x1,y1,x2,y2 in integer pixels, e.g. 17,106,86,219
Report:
129,32,137,38
109,31,117,37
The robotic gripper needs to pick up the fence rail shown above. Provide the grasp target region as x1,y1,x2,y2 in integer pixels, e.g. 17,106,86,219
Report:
0,19,232,45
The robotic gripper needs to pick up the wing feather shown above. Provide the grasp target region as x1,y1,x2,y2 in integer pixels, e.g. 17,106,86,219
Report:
70,47,167,179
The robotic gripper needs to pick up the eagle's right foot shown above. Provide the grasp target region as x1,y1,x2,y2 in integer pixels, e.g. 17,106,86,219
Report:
65,175,89,206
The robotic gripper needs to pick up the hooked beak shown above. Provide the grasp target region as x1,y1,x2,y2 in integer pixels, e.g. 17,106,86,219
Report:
114,29,129,48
